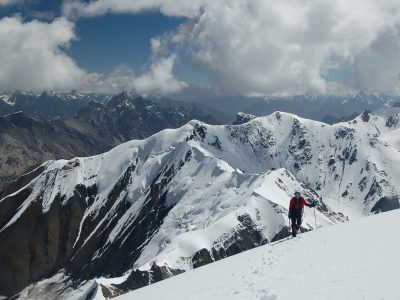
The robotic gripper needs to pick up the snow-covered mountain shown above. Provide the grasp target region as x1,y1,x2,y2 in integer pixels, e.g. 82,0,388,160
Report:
1,111,399,298
116,209,400,300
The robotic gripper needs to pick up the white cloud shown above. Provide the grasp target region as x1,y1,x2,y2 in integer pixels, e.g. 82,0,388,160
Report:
82,56,187,95
62,0,207,19
63,0,400,95
338,29,400,94
3,0,400,95
172,0,400,95
0,16,186,95
133,56,187,94
0,16,84,91
0,0,20,6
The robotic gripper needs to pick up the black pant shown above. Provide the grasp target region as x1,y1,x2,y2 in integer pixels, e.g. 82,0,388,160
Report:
290,216,302,229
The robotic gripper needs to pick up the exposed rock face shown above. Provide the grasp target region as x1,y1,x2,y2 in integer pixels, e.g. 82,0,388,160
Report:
190,214,274,269
321,112,360,125
0,112,107,191
233,112,257,125
371,196,400,213
385,113,399,128
361,111,371,122
0,111,399,299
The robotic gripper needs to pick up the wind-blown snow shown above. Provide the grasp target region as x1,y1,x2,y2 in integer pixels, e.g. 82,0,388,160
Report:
117,209,400,300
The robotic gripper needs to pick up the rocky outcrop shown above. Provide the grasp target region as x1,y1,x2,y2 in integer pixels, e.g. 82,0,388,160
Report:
233,112,257,125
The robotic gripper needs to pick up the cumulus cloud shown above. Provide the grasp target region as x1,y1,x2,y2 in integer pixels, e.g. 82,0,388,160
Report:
82,56,187,94
0,16,85,91
167,0,400,95
63,0,400,95
133,56,188,94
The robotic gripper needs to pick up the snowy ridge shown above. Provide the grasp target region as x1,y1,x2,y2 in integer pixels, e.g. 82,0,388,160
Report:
2,111,400,299
118,209,400,300
132,167,335,271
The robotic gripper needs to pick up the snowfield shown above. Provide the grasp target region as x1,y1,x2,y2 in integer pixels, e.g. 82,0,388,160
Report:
117,209,400,300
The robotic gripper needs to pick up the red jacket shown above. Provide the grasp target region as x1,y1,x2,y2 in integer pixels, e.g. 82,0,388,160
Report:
289,196,310,212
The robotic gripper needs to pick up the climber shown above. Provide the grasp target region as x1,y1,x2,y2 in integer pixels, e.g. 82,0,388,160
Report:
288,191,316,237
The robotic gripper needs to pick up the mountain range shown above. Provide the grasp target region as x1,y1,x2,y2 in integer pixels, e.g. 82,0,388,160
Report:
0,91,110,120
2,91,400,123
183,92,400,122
0,92,219,192
0,110,399,299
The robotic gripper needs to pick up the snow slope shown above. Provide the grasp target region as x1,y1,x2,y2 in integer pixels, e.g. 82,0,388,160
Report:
118,209,400,300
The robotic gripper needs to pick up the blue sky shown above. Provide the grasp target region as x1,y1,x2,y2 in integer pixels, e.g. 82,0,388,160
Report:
0,0,202,84
70,13,183,74
0,0,399,95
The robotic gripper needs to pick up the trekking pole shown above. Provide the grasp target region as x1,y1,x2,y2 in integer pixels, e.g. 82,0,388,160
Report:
313,207,317,231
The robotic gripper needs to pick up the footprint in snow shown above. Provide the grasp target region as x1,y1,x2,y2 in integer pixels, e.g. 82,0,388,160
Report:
244,286,278,300
256,288,278,300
